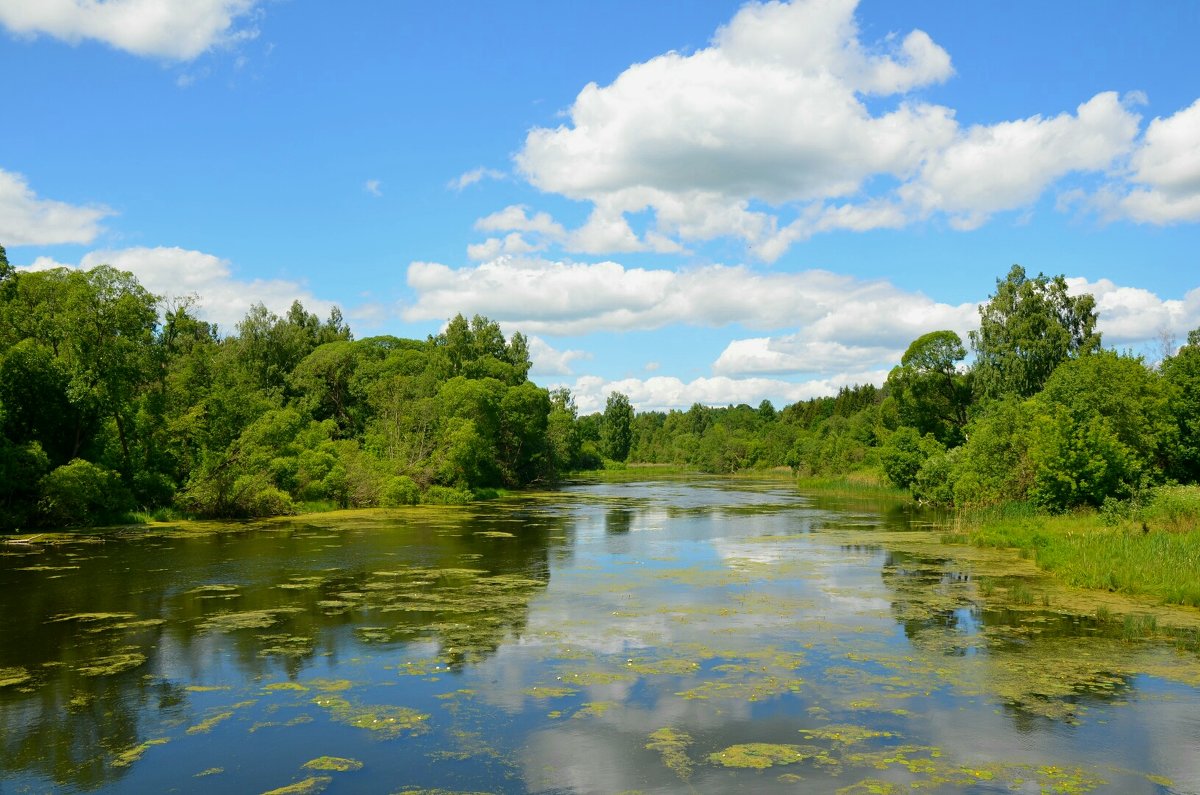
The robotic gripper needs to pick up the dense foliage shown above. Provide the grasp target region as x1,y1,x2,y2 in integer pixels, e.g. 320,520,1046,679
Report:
1,251,1195,530
0,250,588,529
616,265,1198,516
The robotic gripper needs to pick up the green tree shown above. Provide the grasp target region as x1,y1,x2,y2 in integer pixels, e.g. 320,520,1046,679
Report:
971,265,1100,401
887,330,971,446
601,391,634,462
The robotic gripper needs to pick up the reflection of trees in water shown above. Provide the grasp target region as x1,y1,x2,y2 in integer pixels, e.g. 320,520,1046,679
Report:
0,504,569,789
879,549,1136,729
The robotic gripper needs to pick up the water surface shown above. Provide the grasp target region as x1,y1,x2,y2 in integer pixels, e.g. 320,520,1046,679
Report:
1,479,1198,794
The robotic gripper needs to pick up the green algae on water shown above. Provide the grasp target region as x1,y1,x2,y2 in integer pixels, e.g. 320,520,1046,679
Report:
111,738,169,768
646,727,693,781
302,756,363,772
312,695,429,738
75,650,146,677
707,743,817,769
0,667,31,688
186,710,234,734
259,776,332,795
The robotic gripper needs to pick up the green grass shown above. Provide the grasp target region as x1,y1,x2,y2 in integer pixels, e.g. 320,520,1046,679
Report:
954,492,1200,607
793,470,910,501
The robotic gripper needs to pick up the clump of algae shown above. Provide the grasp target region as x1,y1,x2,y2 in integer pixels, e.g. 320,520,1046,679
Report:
302,757,363,772
0,667,31,688
186,710,234,735
708,743,823,769
259,776,331,795
799,724,896,746
311,695,429,739
111,738,169,768
646,727,693,781
75,650,146,677
199,607,302,633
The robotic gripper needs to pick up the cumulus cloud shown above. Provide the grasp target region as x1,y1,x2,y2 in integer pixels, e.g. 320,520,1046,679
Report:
0,0,262,60
1119,98,1200,223
403,256,977,344
20,246,335,332
497,0,1150,259
1066,276,1200,346
364,179,383,197
526,335,591,376
561,371,891,414
0,167,112,246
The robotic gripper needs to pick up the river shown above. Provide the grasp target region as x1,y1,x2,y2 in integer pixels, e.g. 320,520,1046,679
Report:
0,478,1197,794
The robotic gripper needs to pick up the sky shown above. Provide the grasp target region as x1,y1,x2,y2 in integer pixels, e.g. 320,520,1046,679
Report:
2,0,1199,414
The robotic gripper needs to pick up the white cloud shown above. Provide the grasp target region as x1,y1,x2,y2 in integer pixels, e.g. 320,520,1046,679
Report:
364,179,383,197
1119,98,1200,223
0,0,261,60
1066,276,1200,346
475,205,565,237
713,337,903,377
561,371,890,414
526,335,591,376
448,167,506,191
402,256,977,342
20,246,335,332
0,167,112,246
466,232,542,261
902,92,1141,230
500,0,1152,260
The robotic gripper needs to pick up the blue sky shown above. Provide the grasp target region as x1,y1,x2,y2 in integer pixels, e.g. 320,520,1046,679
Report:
3,0,1199,413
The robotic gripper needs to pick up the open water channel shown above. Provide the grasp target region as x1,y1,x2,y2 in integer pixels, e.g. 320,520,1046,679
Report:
1,478,1198,794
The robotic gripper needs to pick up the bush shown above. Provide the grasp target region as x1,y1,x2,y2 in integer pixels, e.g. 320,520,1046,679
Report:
241,485,295,517
912,448,959,506
379,475,420,507
421,485,473,505
880,427,943,489
39,459,133,527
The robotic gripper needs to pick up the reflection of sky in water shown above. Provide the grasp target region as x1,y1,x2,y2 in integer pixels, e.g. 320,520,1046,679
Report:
0,480,1197,793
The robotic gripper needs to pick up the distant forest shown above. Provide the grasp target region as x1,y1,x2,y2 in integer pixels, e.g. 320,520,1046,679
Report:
1,242,1197,530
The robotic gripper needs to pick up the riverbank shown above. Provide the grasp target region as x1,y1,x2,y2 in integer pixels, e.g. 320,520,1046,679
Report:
947,486,1200,608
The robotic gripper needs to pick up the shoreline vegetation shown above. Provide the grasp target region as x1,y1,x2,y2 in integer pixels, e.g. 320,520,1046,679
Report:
1,250,1198,612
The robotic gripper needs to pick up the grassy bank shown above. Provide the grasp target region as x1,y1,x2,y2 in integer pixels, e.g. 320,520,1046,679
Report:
793,469,911,501
949,486,1200,607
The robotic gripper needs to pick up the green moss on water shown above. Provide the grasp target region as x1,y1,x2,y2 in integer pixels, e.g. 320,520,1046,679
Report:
259,776,332,795
75,651,146,677
111,738,169,768
195,767,224,777
707,743,817,769
199,607,303,633
311,695,429,738
0,667,31,688
646,728,693,781
302,756,363,772
522,686,578,699
185,685,231,692
264,682,309,692
186,711,234,734
799,724,896,746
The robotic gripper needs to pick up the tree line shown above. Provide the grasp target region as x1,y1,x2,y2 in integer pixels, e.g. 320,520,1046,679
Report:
1,247,1196,530
617,265,1199,513
0,244,599,529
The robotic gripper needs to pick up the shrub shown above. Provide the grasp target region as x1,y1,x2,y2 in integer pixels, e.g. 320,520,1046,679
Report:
421,485,473,505
379,475,420,507
39,459,132,527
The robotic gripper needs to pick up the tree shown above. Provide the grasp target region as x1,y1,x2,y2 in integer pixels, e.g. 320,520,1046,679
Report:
1162,329,1200,482
971,265,1100,401
887,330,971,446
601,392,634,462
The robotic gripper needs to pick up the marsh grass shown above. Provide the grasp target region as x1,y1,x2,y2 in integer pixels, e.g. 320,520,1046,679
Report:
794,471,911,501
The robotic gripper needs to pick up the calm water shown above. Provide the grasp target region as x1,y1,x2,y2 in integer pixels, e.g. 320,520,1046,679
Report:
1,479,1198,794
